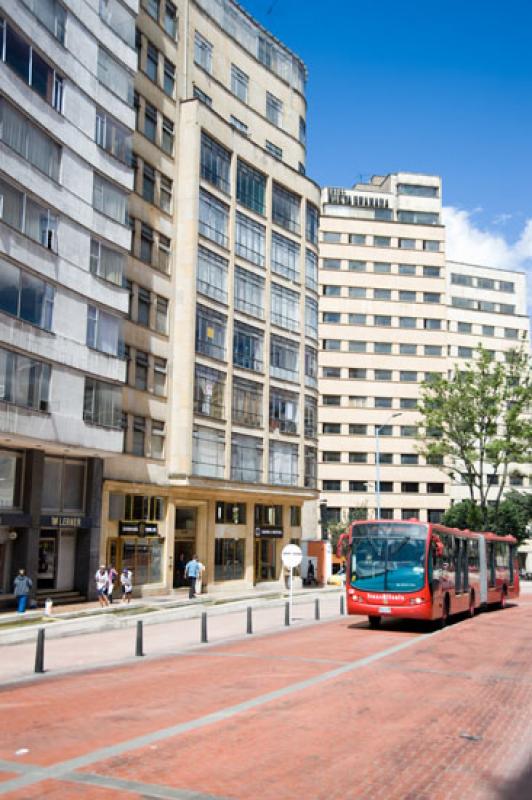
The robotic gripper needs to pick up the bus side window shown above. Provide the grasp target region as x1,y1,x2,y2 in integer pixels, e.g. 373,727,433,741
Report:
462,540,469,591
487,543,496,587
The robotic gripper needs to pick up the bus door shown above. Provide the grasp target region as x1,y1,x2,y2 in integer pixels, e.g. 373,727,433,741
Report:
487,543,496,588
454,538,463,594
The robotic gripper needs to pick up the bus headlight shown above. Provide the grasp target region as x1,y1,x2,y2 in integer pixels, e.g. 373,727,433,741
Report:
409,597,424,605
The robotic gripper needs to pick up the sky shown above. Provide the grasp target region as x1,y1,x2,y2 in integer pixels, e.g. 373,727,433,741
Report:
243,0,532,311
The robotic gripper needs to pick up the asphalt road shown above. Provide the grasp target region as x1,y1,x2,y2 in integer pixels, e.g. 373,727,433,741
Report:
0,595,531,799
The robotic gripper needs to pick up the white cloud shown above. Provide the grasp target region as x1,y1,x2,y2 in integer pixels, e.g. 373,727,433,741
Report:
443,206,532,314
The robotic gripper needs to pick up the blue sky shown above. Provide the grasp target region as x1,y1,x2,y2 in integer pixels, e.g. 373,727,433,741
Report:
244,0,532,305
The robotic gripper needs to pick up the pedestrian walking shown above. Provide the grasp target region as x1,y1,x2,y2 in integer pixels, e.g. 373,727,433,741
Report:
120,566,133,603
13,569,32,614
185,554,202,599
95,565,109,607
107,564,118,603
195,558,206,596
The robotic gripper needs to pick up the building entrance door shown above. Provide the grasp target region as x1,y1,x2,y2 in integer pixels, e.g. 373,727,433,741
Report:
254,538,277,582
174,508,197,588
38,532,57,590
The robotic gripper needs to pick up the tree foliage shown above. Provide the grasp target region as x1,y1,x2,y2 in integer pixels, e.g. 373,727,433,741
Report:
418,346,531,527
442,493,532,543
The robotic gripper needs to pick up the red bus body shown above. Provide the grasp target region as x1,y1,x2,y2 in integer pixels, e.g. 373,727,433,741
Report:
340,520,519,625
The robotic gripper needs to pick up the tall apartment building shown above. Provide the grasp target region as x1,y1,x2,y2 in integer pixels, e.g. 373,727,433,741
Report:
318,173,449,525
0,1,136,598
101,0,320,594
446,260,530,503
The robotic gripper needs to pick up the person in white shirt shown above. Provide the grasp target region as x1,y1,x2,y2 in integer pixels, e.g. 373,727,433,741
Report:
120,567,133,603
95,566,109,607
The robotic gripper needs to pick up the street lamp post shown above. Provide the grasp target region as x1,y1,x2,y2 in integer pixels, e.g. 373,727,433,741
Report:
375,413,401,520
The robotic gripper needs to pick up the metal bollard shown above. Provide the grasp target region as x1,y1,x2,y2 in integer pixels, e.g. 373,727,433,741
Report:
246,606,253,635
34,628,45,673
201,611,208,643
340,594,345,616
285,600,290,626
135,620,144,657
315,597,320,621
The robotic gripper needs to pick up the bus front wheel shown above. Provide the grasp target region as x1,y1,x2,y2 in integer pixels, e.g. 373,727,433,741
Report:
368,616,381,629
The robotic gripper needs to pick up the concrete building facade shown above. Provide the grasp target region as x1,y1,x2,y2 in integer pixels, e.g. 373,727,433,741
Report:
100,0,320,595
318,173,450,525
0,0,137,599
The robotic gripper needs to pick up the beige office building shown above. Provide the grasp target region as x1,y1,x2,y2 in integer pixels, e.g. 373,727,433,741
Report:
446,260,530,503
318,173,450,525
101,0,320,594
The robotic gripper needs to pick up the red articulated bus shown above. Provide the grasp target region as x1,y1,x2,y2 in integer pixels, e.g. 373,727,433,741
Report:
338,519,519,628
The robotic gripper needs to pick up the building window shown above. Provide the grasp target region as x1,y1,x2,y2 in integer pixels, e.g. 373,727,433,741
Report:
142,163,156,204
373,236,390,248
306,204,319,245
194,31,212,72
375,343,392,354
234,266,264,318
423,265,440,276
164,1,177,37
155,296,168,334
95,108,131,164
83,378,121,428
323,313,341,323
399,238,416,249
145,41,159,82
323,258,341,272
134,350,148,391
402,509,420,520
270,335,298,382
458,346,473,359
197,246,228,304
375,369,392,381
427,483,444,494
0,346,50,412
196,305,226,360
231,63,248,102
323,395,341,406
270,388,298,434
157,234,171,273
93,174,128,224
400,371,417,382
236,160,266,215
323,423,341,434
400,425,418,437
192,426,224,478
215,539,245,581
423,292,441,304
160,176,173,213
0,97,61,180
424,318,442,330
400,398,417,409
305,296,318,339
270,441,298,486
271,232,300,282
323,339,341,351
163,58,175,96
150,420,165,459
374,315,392,327
349,481,368,493
323,286,341,297
216,502,246,525
235,212,265,267
350,424,367,435
231,434,262,482
349,452,367,464
265,140,282,160
0,448,24,509
194,85,212,107
323,451,341,463
349,314,366,325
374,262,391,274
401,454,419,465
199,190,229,248
22,0,66,43
194,364,225,419
397,210,439,225
233,321,263,372
0,260,54,330
1,20,65,110
375,397,392,409
200,133,231,193
272,183,300,235
162,116,174,154
140,223,153,264
349,342,367,354
323,480,341,492
131,415,146,455
230,115,248,134
42,457,86,512
305,249,318,292
401,482,419,494
137,287,151,326
97,46,134,105
0,175,59,251
304,395,317,439
271,284,299,332
425,345,442,356
86,305,121,356
266,91,283,126
232,377,262,427
143,101,157,141
153,357,167,397
305,346,317,388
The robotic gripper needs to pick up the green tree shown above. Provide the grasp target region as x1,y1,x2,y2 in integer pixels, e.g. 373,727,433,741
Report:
442,493,532,543
418,346,532,528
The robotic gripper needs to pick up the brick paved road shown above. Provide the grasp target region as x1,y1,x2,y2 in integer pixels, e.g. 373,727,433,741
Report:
0,599,531,799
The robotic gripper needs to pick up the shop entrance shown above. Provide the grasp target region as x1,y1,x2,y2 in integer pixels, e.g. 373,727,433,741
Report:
254,537,278,582
174,508,197,588
38,529,77,591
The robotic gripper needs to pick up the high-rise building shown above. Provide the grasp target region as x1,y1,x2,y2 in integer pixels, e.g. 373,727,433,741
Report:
101,0,320,594
0,1,136,599
318,174,449,525
446,260,530,503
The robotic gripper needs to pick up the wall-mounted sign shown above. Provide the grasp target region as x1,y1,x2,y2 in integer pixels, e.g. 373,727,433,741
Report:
119,521,159,536
41,516,89,528
254,528,283,539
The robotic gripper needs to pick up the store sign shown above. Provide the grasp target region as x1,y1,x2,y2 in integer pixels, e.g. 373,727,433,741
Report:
119,521,159,536
255,527,283,539
41,516,89,528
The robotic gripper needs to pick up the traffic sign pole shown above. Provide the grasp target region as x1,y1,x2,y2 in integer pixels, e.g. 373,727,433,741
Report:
281,544,302,626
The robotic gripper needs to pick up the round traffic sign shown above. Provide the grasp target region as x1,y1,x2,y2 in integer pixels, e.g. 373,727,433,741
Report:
282,543,302,569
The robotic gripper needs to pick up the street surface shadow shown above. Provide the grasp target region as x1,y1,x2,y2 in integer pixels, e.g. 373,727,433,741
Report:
496,760,532,799
347,619,431,635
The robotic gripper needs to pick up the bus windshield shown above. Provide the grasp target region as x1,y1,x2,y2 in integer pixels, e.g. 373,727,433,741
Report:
351,523,428,593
